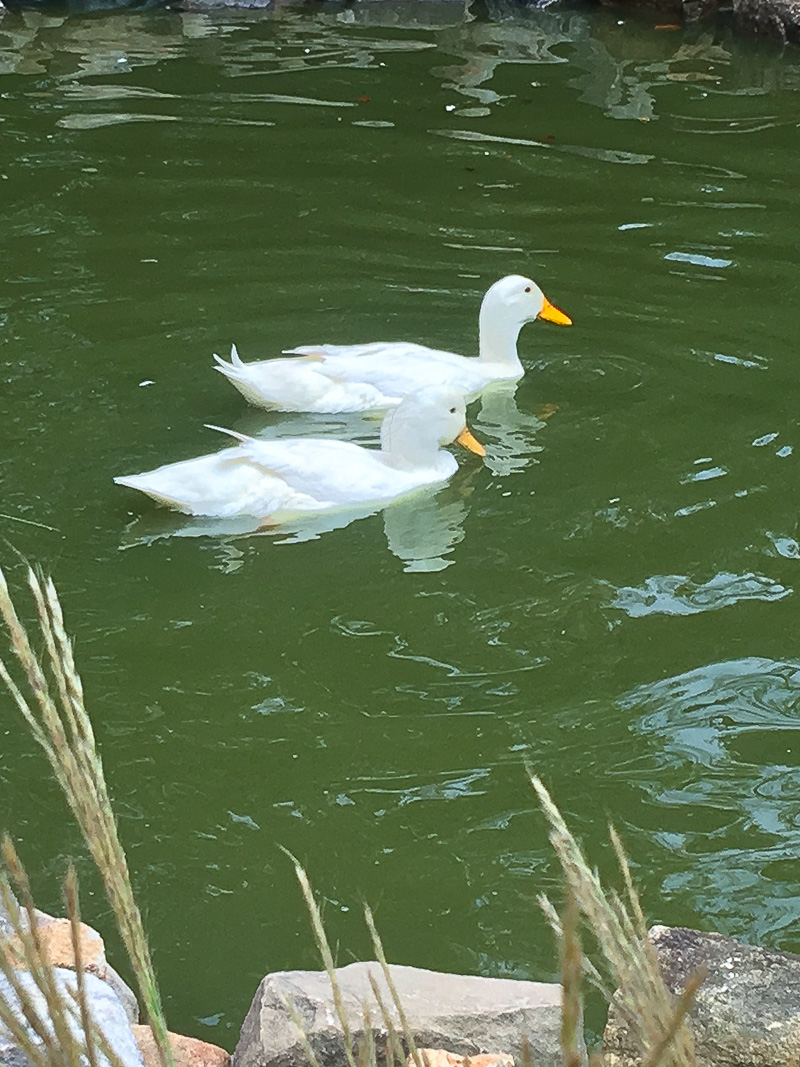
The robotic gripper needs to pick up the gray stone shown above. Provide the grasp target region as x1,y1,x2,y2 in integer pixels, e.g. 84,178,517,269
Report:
233,961,564,1067
0,1038,30,1067
99,963,140,1027
603,925,800,1067
0,897,138,1025
0,968,144,1067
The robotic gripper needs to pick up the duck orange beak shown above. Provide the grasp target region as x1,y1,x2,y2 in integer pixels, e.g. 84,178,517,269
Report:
455,426,486,457
538,296,572,326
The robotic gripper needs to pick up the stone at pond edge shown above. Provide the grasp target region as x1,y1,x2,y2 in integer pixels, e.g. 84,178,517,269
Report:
1,906,140,1025
233,961,564,1067
132,1024,231,1067
405,1051,515,1067
0,967,144,1067
603,925,800,1067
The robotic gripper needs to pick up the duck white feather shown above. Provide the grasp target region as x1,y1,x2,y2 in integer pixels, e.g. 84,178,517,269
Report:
114,387,485,521
214,275,571,414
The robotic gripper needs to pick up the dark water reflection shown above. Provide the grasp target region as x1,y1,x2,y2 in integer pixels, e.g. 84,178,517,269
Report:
1,0,800,1047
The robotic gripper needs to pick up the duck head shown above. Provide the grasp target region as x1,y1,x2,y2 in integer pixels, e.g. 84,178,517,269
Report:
381,387,485,465
482,274,572,328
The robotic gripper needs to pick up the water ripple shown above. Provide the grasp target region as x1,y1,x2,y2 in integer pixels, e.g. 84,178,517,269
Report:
611,572,791,618
622,658,800,941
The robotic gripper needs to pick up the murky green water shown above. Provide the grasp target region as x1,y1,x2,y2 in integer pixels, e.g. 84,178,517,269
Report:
2,0,800,1046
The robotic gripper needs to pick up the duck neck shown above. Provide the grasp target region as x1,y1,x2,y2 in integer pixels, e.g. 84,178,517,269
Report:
381,415,445,472
478,305,524,371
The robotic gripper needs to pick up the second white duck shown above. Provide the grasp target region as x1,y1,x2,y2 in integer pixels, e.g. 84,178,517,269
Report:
114,387,485,522
214,274,572,414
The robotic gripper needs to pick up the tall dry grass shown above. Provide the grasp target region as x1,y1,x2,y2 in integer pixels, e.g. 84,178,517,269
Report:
0,564,173,1067
0,836,127,1067
532,775,703,1067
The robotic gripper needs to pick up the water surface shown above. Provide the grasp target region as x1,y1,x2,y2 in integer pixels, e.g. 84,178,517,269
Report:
1,0,800,1045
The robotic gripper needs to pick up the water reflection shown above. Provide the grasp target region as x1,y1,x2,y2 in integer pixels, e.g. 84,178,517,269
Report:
622,657,800,944
433,9,573,117
611,571,791,617
474,382,550,476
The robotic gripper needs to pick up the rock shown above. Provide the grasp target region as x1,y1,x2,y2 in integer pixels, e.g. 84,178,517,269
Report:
132,1024,231,1067
5,915,106,971
405,1051,514,1067
0,1035,30,1067
233,961,564,1067
0,967,144,1067
0,899,139,1024
603,925,800,1067
733,0,800,43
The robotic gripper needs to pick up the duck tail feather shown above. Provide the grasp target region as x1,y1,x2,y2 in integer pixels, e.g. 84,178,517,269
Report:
204,423,253,444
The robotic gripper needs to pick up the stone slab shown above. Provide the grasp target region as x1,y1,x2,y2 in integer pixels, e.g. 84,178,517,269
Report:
233,961,563,1067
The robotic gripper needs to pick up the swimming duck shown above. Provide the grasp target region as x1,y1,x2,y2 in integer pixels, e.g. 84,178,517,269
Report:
214,274,572,414
114,387,485,521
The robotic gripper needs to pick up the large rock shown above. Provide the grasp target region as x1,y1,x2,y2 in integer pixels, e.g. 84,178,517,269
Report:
603,925,800,1067
0,898,139,1024
0,968,144,1067
233,961,563,1067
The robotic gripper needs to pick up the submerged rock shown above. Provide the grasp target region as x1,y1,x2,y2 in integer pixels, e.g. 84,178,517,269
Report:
233,961,564,1067
603,926,800,1067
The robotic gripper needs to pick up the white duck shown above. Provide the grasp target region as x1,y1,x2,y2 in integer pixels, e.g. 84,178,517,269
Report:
114,387,485,521
214,274,572,414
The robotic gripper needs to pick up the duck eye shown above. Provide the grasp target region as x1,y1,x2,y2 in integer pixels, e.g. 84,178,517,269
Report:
524,286,531,293
449,406,456,414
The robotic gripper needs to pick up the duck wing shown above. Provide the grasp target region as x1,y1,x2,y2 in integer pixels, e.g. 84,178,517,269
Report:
232,436,413,506
314,345,492,399
115,448,319,518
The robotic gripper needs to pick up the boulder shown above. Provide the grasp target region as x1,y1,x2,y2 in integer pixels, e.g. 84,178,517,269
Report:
0,967,144,1067
603,925,800,1067
0,899,139,1024
233,961,564,1067
132,1024,231,1067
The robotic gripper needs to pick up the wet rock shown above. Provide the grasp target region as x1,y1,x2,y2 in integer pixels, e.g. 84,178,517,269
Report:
233,961,564,1067
0,968,144,1067
132,1024,231,1067
603,925,800,1067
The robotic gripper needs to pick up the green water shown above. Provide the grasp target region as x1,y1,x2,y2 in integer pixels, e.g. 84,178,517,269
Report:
2,0,800,1047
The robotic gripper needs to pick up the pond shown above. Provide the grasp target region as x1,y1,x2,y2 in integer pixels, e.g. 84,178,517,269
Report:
1,0,800,1048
